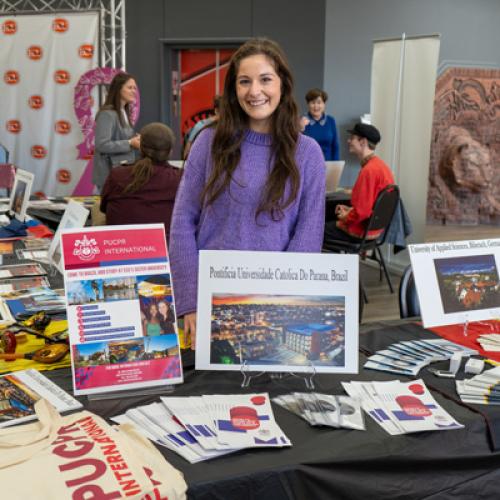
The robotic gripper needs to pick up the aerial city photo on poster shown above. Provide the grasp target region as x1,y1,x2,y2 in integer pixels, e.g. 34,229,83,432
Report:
209,294,346,367
433,254,500,314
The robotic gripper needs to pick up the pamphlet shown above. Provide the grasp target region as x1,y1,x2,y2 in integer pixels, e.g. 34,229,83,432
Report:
60,224,183,396
0,369,82,428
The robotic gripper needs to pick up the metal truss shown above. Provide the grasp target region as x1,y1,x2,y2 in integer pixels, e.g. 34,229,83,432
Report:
0,0,126,68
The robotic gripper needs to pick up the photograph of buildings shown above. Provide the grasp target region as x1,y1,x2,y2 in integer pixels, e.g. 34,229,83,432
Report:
433,254,500,313
67,277,137,305
210,294,345,368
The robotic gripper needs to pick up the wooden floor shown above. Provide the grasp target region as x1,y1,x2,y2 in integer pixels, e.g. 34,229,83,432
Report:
361,262,401,323
425,224,500,242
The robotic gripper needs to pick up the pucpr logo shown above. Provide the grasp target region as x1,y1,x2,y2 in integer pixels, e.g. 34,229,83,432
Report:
29,95,44,110
31,145,47,159
4,71,19,85
57,169,71,184
55,120,71,134
6,120,21,134
73,235,100,262
2,20,17,35
54,70,70,84
27,45,43,60
79,44,94,59
52,18,69,33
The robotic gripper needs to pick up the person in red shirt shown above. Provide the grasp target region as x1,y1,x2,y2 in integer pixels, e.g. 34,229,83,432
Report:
324,123,394,242
100,122,182,241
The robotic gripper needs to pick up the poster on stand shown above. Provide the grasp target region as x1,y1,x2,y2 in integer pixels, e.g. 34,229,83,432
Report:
195,251,359,373
409,239,500,328
60,224,183,396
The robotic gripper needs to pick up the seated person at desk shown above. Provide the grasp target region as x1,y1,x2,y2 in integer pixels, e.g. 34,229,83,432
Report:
100,122,181,241
324,123,394,242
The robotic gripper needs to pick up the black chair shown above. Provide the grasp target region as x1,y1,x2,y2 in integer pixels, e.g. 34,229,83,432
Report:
323,184,400,296
399,265,421,318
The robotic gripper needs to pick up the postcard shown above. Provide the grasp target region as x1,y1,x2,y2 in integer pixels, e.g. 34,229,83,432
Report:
60,224,183,396
409,239,500,327
195,251,359,374
9,169,34,222
0,263,47,280
0,276,50,294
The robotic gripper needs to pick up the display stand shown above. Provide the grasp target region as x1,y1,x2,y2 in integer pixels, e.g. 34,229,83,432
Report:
240,361,317,390
86,385,175,401
463,313,469,337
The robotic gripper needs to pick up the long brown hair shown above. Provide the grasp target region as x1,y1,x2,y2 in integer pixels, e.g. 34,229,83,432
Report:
100,72,135,127
202,38,300,220
123,123,175,194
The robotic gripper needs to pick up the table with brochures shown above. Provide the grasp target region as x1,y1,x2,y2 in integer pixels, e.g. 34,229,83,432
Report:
40,319,500,500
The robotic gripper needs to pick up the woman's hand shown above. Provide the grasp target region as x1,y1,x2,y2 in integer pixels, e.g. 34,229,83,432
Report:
129,134,141,150
183,312,197,350
299,116,310,131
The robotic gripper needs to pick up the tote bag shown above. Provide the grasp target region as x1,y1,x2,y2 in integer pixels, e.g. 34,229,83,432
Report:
0,399,187,499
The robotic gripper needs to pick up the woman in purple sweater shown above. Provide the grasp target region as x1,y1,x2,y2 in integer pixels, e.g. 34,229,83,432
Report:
169,38,326,347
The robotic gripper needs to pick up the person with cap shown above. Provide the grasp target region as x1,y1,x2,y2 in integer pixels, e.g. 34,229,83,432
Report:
100,122,182,242
324,122,394,241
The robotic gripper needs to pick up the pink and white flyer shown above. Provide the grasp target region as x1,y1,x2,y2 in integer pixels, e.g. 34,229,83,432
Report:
60,224,183,396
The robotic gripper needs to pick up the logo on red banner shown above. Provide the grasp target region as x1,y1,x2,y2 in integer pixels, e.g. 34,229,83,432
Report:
57,169,71,184
6,120,21,134
52,18,69,33
79,44,94,59
55,120,71,134
73,235,100,262
2,20,17,35
31,145,47,159
4,71,19,85
29,95,44,110
54,70,70,84
27,45,43,60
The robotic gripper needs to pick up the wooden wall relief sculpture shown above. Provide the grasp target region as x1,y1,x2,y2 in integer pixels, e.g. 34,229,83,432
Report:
427,68,500,225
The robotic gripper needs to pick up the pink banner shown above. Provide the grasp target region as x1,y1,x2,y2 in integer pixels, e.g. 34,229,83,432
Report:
75,356,181,390
62,226,168,269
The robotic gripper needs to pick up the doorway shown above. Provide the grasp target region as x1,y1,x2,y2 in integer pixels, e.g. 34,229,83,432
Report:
163,41,244,159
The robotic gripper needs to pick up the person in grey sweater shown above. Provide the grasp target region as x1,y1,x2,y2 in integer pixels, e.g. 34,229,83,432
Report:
93,72,141,191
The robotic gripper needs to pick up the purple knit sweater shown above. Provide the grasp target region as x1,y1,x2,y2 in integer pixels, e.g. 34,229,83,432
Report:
169,128,326,316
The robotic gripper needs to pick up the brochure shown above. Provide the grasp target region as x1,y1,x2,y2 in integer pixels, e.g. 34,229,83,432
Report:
0,263,47,280
0,276,50,295
60,224,183,396
343,379,463,434
48,199,89,273
409,239,500,327
195,250,359,374
0,369,82,427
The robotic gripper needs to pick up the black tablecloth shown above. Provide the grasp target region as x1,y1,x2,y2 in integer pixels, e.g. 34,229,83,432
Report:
45,322,500,500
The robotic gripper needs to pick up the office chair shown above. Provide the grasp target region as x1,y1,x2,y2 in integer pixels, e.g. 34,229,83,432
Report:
323,184,400,297
398,265,421,318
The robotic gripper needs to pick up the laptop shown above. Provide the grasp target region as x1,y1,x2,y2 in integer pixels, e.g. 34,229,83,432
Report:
325,161,345,194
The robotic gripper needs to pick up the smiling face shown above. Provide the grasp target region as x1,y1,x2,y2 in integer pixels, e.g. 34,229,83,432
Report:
308,96,325,120
158,301,168,317
347,134,365,158
120,78,137,106
236,54,281,133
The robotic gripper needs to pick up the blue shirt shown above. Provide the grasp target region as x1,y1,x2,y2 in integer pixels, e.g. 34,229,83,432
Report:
303,113,340,161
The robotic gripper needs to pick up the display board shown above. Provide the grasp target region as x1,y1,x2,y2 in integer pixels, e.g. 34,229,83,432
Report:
196,251,359,374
